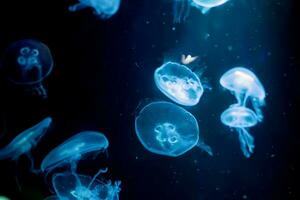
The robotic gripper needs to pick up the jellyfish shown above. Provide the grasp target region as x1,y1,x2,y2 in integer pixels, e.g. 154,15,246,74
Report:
41,131,109,173
45,169,121,200
69,0,121,19
221,105,258,158
1,39,54,99
173,0,229,22
0,196,10,200
220,67,266,121
0,117,52,167
154,61,204,106
135,101,212,157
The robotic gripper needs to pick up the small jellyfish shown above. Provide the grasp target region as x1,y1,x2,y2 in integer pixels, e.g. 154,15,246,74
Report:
69,0,121,19
220,67,266,121
41,131,109,173
221,105,258,158
46,169,121,200
154,61,204,106
181,54,198,65
1,39,54,99
173,0,229,22
135,101,212,157
0,117,52,165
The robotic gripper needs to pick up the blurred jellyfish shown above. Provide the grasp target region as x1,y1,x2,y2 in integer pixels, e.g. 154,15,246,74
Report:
0,117,52,169
0,196,10,200
1,39,54,99
221,105,258,158
154,61,204,106
181,54,198,65
69,0,121,19
41,131,109,173
220,67,266,121
173,0,229,22
135,101,212,157
45,169,121,200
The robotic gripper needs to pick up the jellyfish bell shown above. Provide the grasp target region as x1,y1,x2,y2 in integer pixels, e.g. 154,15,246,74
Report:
220,67,266,121
154,61,204,106
1,39,54,99
41,131,109,173
135,101,212,157
220,106,258,158
69,0,121,19
191,0,229,14
0,117,52,161
221,105,258,128
49,170,121,200
173,0,229,22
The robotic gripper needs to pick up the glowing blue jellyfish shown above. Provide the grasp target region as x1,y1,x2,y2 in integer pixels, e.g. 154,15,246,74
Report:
0,117,52,164
173,0,229,22
221,105,258,158
135,101,212,157
41,131,109,172
45,169,121,200
154,61,204,106
220,67,266,121
1,39,54,99
69,0,121,19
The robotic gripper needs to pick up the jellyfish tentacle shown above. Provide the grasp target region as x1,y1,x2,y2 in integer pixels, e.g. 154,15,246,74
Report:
252,98,264,122
173,0,189,23
196,142,213,156
237,128,254,158
87,168,108,189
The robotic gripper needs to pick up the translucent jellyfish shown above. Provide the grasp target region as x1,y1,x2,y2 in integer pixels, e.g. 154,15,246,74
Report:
221,105,258,158
173,0,229,22
220,67,266,121
154,61,204,106
0,117,52,166
1,39,54,99
45,169,121,200
135,101,212,157
41,131,109,173
69,0,121,19
0,196,10,200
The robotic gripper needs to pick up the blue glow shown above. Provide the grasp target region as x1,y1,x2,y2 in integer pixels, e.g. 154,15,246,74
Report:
173,0,229,22
135,101,212,157
41,131,109,172
220,67,266,121
49,170,121,200
69,0,121,19
154,61,204,106
0,117,52,161
221,106,258,158
2,39,54,98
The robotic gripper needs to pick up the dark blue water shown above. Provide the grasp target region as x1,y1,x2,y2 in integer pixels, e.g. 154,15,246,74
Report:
0,0,298,199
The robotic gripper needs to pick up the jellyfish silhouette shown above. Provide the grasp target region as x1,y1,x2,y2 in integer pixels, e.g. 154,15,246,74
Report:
44,169,121,200
1,39,54,99
154,61,204,106
221,105,258,158
41,131,109,173
220,67,266,121
0,117,52,167
69,0,121,19
173,0,229,22
135,101,212,157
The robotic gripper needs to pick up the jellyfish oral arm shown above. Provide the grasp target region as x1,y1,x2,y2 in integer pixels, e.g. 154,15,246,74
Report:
69,2,89,12
237,128,255,158
196,142,213,156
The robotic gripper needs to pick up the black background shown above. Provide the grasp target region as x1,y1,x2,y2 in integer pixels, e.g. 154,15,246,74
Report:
0,0,299,199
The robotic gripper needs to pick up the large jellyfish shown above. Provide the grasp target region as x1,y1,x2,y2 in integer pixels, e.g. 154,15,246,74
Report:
220,67,266,121
173,0,229,22
135,101,212,157
41,131,109,173
154,61,204,106
45,169,121,200
221,105,258,158
69,0,121,19
0,117,52,165
1,39,54,99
